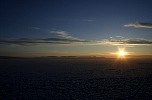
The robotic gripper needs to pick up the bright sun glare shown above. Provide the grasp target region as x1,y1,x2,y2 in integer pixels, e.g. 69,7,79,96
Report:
111,48,128,58
118,50,126,56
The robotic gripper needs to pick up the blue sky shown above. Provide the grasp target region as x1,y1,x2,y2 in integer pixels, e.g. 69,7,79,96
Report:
0,0,152,56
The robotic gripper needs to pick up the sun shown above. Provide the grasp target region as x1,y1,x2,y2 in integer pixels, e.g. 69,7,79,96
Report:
118,50,126,56
110,47,128,58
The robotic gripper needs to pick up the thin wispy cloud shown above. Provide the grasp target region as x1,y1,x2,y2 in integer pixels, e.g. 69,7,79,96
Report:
49,30,82,40
30,27,41,30
31,27,85,41
124,22,152,28
82,19,95,22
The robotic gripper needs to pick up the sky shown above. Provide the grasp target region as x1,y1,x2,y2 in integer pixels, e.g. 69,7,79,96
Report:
0,0,152,57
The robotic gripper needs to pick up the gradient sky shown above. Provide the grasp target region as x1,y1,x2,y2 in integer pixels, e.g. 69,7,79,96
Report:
0,0,152,57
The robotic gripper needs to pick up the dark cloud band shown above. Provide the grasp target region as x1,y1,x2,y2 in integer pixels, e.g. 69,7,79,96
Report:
108,38,152,45
0,38,88,45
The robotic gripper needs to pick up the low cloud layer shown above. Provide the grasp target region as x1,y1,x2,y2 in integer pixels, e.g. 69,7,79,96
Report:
0,28,89,46
0,37,152,46
1,27,152,46
124,22,152,28
107,38,152,46
0,38,88,45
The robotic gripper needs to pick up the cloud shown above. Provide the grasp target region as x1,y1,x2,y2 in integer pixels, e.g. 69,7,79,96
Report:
0,38,88,46
49,30,81,40
0,27,89,46
124,22,152,28
0,37,152,46
31,27,84,41
107,38,152,46
1,25,152,47
82,19,95,22
125,39,152,44
30,27,41,30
